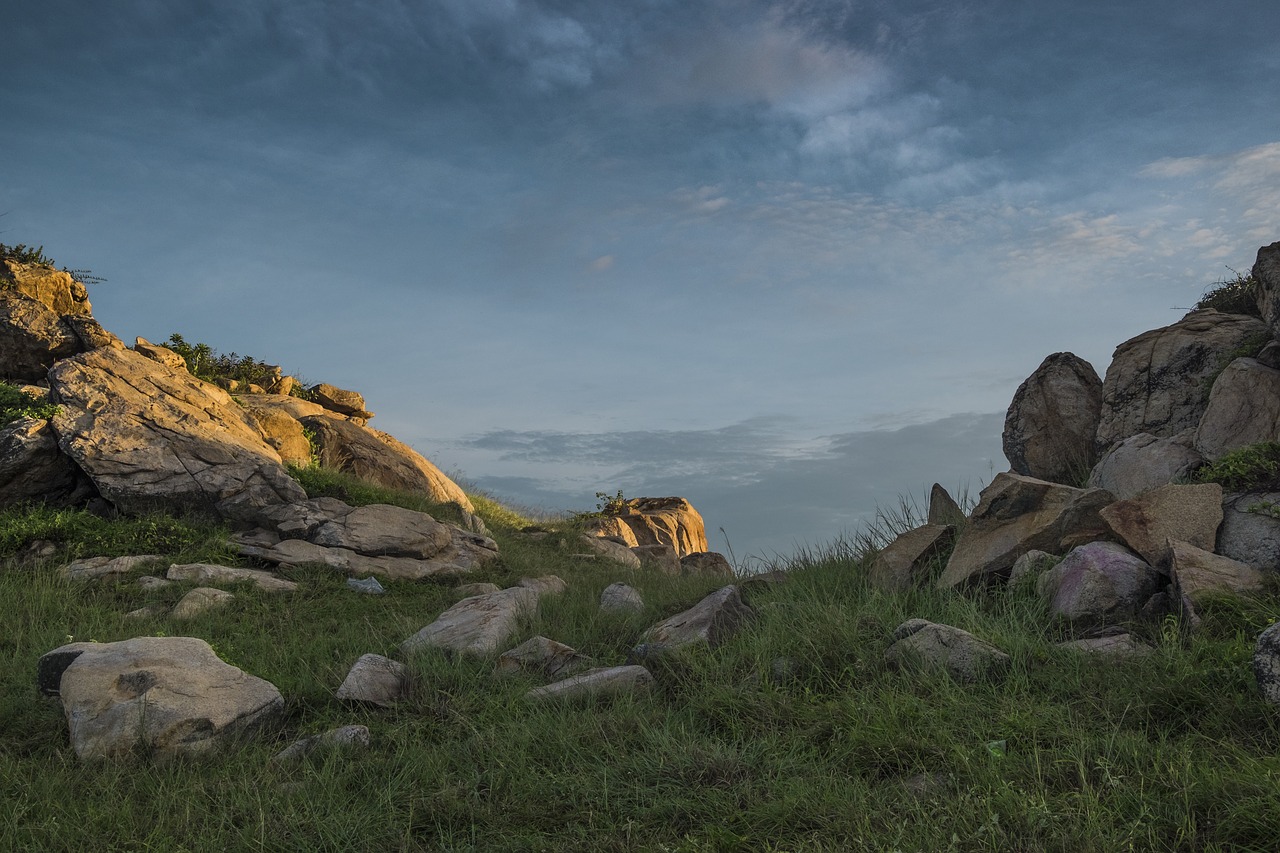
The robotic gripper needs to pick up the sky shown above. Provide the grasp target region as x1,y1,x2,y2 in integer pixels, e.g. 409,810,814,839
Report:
4,0,1279,563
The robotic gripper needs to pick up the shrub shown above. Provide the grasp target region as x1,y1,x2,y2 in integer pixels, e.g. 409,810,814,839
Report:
0,383,60,426
1194,269,1261,316
1192,442,1280,491
0,242,55,266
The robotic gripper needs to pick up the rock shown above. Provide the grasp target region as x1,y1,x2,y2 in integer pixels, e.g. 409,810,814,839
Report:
584,497,708,557
937,473,1115,588
524,665,654,702
496,636,591,679
1008,550,1056,584
680,552,735,578
1195,358,1280,461
0,288,83,382
171,587,235,619
927,483,965,526
1099,483,1223,566
137,575,172,591
1056,634,1154,657
132,337,187,371
166,563,298,593
868,524,956,593
1036,541,1166,629
1087,430,1205,500
577,534,642,569
632,543,681,575
1,258,94,316
639,585,753,652
0,416,88,510
237,393,329,422
335,654,410,707
1169,539,1266,603
62,554,162,581
1254,241,1280,337
1003,352,1103,483
1218,492,1280,571
517,575,567,598
456,582,501,597
1256,622,1280,705
48,347,306,520
400,587,538,658
346,576,385,595
599,582,644,614
36,641,100,696
47,636,283,760
884,619,1010,682
244,405,312,466
307,503,453,558
367,428,476,512
272,725,370,764
308,383,372,419
1096,310,1271,450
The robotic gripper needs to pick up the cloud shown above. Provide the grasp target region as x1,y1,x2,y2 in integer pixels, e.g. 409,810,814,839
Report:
589,254,615,271
1140,141,1280,242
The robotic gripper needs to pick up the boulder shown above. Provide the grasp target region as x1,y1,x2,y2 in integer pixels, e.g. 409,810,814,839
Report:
132,337,187,372
525,665,655,702
1096,310,1271,450
638,585,753,652
238,393,329,421
632,543,681,575
0,288,86,382
1099,483,1223,566
1,259,94,316
927,483,965,526
1087,430,1204,500
577,534,642,569
244,406,312,466
1035,541,1166,629
1256,622,1280,706
1055,634,1153,657
48,348,306,520
884,619,1010,682
1169,539,1265,603
680,551,735,578
496,636,591,679
62,555,161,581
517,575,568,597
165,563,298,593
308,383,372,419
1218,492,1280,571
400,586,538,658
0,416,89,510
937,473,1115,588
868,523,956,593
1254,241,1280,337
171,587,235,619
1003,352,1103,483
335,654,411,707
1195,358,1280,461
585,497,708,557
599,582,645,614
44,636,283,760
272,725,370,764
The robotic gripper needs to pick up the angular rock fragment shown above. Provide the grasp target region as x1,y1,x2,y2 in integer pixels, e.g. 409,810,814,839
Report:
400,587,537,658
496,636,591,680
884,619,1010,682
639,585,753,653
1099,483,1223,566
335,654,410,707
524,665,654,702
599,582,644,614
868,523,956,592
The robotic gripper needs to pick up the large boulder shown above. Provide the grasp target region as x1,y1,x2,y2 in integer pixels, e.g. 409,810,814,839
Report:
638,585,752,653
40,636,283,761
1095,310,1271,451
1254,241,1280,338
0,260,119,383
0,416,89,509
1169,539,1265,604
1003,352,1103,484
1,259,94,316
1036,541,1166,629
1099,483,1223,566
884,619,1010,683
48,347,306,520
1217,492,1280,571
937,473,1115,588
1195,358,1280,461
309,383,372,419
1087,430,1204,500
585,497,708,557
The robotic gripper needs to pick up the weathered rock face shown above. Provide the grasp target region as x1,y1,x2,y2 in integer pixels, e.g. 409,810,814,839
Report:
1087,431,1204,501
1169,539,1265,603
525,665,655,702
48,347,306,520
937,473,1115,588
1099,483,1223,566
0,261,120,383
1254,621,1280,706
244,405,312,466
400,586,538,658
309,383,373,419
633,543,681,575
132,337,187,372
1095,310,1271,451
868,524,956,593
496,636,591,680
639,585,752,652
1,259,94,316
884,619,1010,683
1003,352,1103,484
1195,358,1280,461
43,636,284,761
335,654,410,707
1217,492,1280,571
0,416,88,509
1036,541,1165,629
586,497,708,557
1254,241,1280,338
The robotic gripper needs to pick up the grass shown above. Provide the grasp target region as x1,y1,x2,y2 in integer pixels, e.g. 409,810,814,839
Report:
1193,269,1261,317
4,471,1280,851
1192,442,1280,492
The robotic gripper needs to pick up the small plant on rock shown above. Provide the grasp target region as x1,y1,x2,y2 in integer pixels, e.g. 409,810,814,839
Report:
1194,268,1261,317
0,382,60,426
1192,441,1280,491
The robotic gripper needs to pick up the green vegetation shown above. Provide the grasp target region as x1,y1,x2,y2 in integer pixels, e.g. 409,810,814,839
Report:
0,382,60,426
0,242,56,266
1192,441,1280,492
1194,268,1261,317
3,468,1280,851
163,332,312,399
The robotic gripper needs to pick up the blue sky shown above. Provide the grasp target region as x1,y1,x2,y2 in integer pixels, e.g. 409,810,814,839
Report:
5,0,1278,560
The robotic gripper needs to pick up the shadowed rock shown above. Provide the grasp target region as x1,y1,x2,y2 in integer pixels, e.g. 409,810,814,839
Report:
639,585,753,653
1087,431,1204,500
1195,358,1280,461
1099,483,1223,566
525,665,655,702
884,619,1010,682
1036,541,1165,629
869,523,956,592
1169,539,1265,603
1003,352,1103,484
400,587,538,658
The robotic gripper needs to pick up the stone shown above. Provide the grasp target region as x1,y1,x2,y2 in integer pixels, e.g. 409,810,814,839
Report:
524,665,654,702
132,337,187,371
1256,622,1280,705
1254,241,1280,338
937,473,1115,588
884,619,1010,682
1099,483,1223,566
1087,430,1204,500
577,534,642,569
37,641,100,696
47,636,283,760
456,582,501,597
1169,539,1266,603
308,503,452,559
244,405,312,466
171,587,235,619
367,428,475,512
868,524,956,593
1056,634,1154,657
927,483,965,526
517,575,567,598
400,586,538,658
346,576,385,595
62,554,162,581
1096,310,1271,450
335,654,410,707
1,258,94,316
48,348,306,520
308,383,372,419
272,725,370,764
237,393,329,422
496,636,591,679
1003,352,1103,483
639,585,753,652
1036,541,1166,629
600,582,644,614
1195,358,1280,461
632,543,681,575
680,552,735,578
1008,550,1056,584
166,563,298,593
0,416,87,510
1218,492,1280,571
137,575,172,591
584,497,708,557
0,258,116,383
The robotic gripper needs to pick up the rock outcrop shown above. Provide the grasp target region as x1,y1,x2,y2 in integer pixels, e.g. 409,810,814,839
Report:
0,416,89,509
1194,358,1280,461
1254,241,1280,337
586,497,708,557
1087,431,1204,501
1002,352,1103,484
0,259,120,383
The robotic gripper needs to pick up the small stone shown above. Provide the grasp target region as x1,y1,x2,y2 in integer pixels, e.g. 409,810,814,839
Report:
600,582,644,614
347,577,386,595
171,587,234,619
272,725,371,764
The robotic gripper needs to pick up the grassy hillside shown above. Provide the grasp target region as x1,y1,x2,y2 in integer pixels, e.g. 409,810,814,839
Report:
3,470,1280,852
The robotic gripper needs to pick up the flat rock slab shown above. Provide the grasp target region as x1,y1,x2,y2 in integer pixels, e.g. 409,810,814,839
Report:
44,636,283,761
167,563,298,593
171,587,235,619
335,654,410,707
497,636,591,680
640,585,753,652
578,534,642,569
884,619,1010,683
1169,539,1265,603
525,665,655,702
1056,634,1154,658
1100,482,1223,566
62,554,162,581
401,587,538,658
